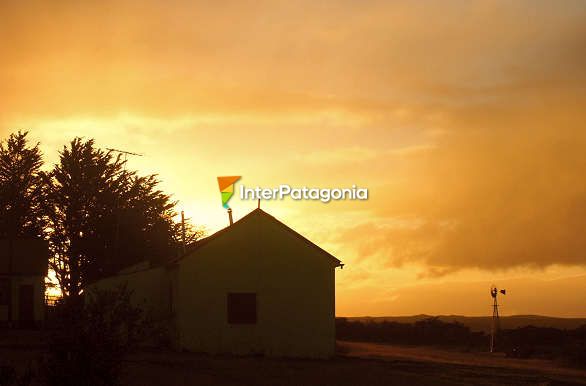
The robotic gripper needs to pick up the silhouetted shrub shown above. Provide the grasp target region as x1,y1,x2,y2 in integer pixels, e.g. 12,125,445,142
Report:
43,286,150,386
562,343,586,367
0,366,16,386
499,324,586,366
0,363,36,386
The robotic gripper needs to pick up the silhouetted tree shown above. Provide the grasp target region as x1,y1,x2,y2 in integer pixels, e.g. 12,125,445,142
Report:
43,138,199,298
42,138,125,298
45,285,150,386
0,131,45,239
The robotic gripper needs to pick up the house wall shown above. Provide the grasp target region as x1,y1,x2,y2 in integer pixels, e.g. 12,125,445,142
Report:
0,238,48,325
0,239,48,276
0,275,45,324
176,212,337,358
88,266,173,323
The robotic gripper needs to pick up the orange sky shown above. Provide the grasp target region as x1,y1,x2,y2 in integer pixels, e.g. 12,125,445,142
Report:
2,0,586,317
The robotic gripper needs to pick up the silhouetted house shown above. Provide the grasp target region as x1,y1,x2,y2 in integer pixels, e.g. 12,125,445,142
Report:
90,208,343,358
0,239,48,327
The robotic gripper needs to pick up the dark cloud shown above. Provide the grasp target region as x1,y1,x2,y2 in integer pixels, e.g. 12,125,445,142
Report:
337,90,586,274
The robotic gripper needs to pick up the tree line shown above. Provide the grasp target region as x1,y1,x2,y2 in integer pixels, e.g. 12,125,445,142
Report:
336,317,486,348
336,317,586,366
0,131,202,300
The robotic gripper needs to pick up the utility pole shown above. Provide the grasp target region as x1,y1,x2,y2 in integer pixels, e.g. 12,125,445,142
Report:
7,238,13,325
181,211,186,253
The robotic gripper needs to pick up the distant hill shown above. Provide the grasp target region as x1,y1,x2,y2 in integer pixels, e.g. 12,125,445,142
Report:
344,315,586,333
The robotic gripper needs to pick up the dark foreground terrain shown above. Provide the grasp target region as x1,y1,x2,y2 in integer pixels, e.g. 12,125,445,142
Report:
2,337,586,385
119,349,586,386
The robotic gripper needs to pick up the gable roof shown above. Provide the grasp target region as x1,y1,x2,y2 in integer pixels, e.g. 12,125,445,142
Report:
171,208,342,267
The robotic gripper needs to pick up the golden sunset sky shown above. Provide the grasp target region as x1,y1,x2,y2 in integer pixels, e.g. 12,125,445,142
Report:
2,0,586,316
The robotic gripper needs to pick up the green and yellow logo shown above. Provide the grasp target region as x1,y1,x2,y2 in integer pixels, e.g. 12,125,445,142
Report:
217,176,241,208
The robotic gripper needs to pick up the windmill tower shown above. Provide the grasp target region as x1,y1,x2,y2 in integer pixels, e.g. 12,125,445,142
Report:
490,285,506,353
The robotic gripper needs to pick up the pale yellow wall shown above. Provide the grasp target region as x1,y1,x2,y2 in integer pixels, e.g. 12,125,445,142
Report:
88,266,172,323
176,211,337,358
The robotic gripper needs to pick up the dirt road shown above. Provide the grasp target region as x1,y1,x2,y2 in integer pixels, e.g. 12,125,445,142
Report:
339,340,586,383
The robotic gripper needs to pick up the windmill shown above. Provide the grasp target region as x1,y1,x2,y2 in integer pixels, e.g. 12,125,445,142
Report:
490,285,506,353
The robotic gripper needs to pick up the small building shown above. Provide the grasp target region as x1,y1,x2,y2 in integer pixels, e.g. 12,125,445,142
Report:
91,208,343,358
0,239,48,327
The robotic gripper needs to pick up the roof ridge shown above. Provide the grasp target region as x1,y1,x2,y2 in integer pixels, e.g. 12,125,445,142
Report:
169,208,262,263
169,208,342,267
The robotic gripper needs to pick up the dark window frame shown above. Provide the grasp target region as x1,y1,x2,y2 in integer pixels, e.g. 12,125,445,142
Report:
227,292,257,324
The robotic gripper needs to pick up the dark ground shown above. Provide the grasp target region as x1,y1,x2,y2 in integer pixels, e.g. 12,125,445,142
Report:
2,332,586,386
121,349,586,386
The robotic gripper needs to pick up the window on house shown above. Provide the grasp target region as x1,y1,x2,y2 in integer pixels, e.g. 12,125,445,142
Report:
227,293,257,324
0,279,9,306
